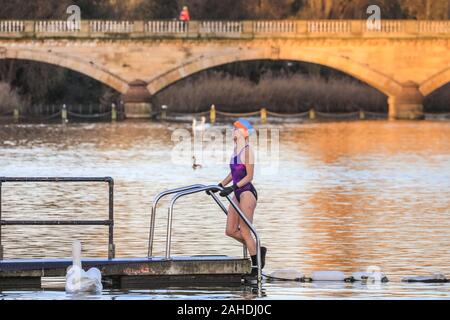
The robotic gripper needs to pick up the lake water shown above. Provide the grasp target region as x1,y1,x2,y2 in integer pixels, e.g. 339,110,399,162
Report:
0,120,449,299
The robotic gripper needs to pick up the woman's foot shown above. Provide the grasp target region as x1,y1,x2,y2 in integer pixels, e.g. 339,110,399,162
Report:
249,246,267,274
250,254,258,276
250,266,258,277
260,246,267,269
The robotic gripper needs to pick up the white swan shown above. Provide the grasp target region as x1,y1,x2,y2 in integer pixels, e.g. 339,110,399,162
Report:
192,116,210,132
65,240,103,294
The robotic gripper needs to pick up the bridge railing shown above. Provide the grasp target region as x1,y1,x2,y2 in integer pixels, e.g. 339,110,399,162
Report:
418,20,450,33
307,20,352,33
0,21,25,33
146,20,187,33
35,20,81,33
254,20,297,33
90,20,134,33
363,20,404,33
0,20,449,37
199,21,243,34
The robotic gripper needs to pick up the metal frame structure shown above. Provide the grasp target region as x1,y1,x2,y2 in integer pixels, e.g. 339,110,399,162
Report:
0,177,115,260
148,184,204,257
148,184,248,258
148,184,262,282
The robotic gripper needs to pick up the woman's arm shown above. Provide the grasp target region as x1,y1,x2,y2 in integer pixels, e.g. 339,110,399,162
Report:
235,146,255,188
220,173,233,186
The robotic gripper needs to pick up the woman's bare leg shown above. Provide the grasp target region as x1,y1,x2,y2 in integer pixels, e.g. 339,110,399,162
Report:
225,196,246,245
237,191,257,256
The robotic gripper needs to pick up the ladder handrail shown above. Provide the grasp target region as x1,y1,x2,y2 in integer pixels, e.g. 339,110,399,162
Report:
149,184,248,257
166,185,262,282
208,191,228,212
148,184,205,257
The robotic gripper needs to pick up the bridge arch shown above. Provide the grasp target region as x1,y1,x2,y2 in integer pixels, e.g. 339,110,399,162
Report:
420,67,450,97
146,49,403,98
1,49,129,94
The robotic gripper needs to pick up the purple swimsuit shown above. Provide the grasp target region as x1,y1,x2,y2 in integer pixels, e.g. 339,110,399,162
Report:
230,145,258,202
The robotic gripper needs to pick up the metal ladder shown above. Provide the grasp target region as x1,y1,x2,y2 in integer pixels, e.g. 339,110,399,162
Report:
147,184,262,282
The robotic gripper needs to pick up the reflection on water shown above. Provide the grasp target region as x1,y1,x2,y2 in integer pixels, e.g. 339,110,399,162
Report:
0,120,449,299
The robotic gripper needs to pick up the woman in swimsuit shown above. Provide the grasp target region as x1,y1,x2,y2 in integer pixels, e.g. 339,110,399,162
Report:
213,118,267,274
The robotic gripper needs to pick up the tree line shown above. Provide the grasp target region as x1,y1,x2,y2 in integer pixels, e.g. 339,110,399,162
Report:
0,0,448,20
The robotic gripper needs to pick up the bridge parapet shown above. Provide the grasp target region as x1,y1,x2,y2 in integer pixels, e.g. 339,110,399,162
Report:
0,21,25,33
254,20,297,33
0,20,448,38
35,20,80,32
307,20,352,33
90,20,134,33
146,20,187,33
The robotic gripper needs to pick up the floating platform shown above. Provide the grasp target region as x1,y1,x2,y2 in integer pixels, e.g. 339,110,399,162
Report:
0,255,251,289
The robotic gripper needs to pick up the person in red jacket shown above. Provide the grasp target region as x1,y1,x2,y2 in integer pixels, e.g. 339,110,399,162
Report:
179,6,190,22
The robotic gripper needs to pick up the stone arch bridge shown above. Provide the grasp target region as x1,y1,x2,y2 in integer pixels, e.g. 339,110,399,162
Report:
0,19,449,119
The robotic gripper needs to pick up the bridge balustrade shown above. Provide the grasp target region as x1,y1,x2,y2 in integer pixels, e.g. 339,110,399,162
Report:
253,20,297,33
364,20,403,33
146,20,187,33
0,21,24,33
0,20,449,37
35,20,81,32
199,21,243,34
90,20,134,33
307,20,352,33
419,20,450,33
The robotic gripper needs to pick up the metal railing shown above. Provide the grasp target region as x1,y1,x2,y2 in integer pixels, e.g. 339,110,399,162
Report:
148,184,261,282
148,184,205,257
148,184,248,259
0,177,115,260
